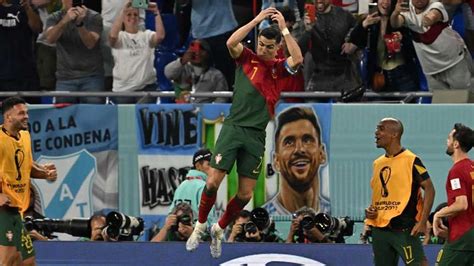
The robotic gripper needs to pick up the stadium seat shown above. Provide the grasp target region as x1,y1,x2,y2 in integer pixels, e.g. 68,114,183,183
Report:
155,50,178,103
451,5,465,39
146,12,180,52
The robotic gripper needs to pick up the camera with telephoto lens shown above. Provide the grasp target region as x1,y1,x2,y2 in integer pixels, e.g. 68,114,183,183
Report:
237,208,271,241
299,215,316,231
294,214,317,243
103,211,144,241
24,216,90,239
314,213,354,243
170,213,192,232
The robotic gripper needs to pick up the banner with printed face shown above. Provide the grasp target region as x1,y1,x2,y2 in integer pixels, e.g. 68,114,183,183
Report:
264,104,332,217
29,105,118,221
136,104,332,224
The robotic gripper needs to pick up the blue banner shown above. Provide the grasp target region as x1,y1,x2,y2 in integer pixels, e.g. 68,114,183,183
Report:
29,105,118,158
28,105,119,225
35,241,443,266
135,103,230,155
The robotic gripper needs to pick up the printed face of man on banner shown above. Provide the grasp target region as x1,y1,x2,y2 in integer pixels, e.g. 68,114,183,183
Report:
264,106,329,215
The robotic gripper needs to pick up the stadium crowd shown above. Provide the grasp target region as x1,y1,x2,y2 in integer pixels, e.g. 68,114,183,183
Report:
1,0,473,105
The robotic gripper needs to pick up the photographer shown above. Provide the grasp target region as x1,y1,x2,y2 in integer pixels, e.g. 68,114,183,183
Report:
286,206,329,243
287,206,354,244
25,211,143,242
89,214,107,241
228,208,283,243
227,210,251,242
152,202,198,242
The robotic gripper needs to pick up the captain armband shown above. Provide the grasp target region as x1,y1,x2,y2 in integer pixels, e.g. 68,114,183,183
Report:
284,60,299,75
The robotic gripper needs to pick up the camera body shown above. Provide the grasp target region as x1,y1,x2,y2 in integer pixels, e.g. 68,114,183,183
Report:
242,221,258,234
170,213,192,232
294,213,354,243
236,208,272,242
299,215,316,231
314,213,354,243
103,211,144,241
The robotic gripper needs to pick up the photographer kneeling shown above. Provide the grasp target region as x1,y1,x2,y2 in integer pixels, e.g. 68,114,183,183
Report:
25,211,144,242
227,208,283,243
287,206,354,243
287,207,329,243
152,203,200,242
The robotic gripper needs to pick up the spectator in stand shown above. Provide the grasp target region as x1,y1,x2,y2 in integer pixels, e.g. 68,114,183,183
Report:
45,0,104,104
101,0,146,91
0,0,43,104
349,0,421,94
164,39,228,104
390,0,474,90
108,1,164,104
180,0,238,91
441,0,474,55
298,0,361,99
33,0,62,92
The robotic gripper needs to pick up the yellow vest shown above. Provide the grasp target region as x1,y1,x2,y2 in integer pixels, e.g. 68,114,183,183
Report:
366,149,423,228
0,126,33,214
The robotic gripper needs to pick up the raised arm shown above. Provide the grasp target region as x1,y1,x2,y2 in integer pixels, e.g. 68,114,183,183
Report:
411,178,435,236
75,6,101,49
148,3,165,47
272,10,303,69
390,0,408,29
46,9,77,44
226,7,278,59
109,2,128,48
21,0,42,33
422,9,443,27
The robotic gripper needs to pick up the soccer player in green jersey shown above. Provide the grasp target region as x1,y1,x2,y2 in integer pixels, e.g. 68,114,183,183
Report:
186,7,303,258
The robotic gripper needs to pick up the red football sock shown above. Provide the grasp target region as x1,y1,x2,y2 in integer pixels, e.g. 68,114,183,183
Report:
198,186,217,224
218,196,248,229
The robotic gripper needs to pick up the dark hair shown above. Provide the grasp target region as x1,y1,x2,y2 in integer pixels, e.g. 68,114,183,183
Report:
275,106,322,147
1,97,26,115
236,210,251,220
192,148,212,168
453,123,474,153
293,206,317,219
172,202,193,217
190,39,214,67
259,25,282,44
277,6,296,24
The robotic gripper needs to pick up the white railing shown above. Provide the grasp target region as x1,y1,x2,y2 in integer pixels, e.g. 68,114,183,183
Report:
0,91,433,103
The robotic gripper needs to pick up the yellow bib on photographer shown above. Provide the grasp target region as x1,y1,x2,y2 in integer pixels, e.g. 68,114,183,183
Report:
366,149,422,228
